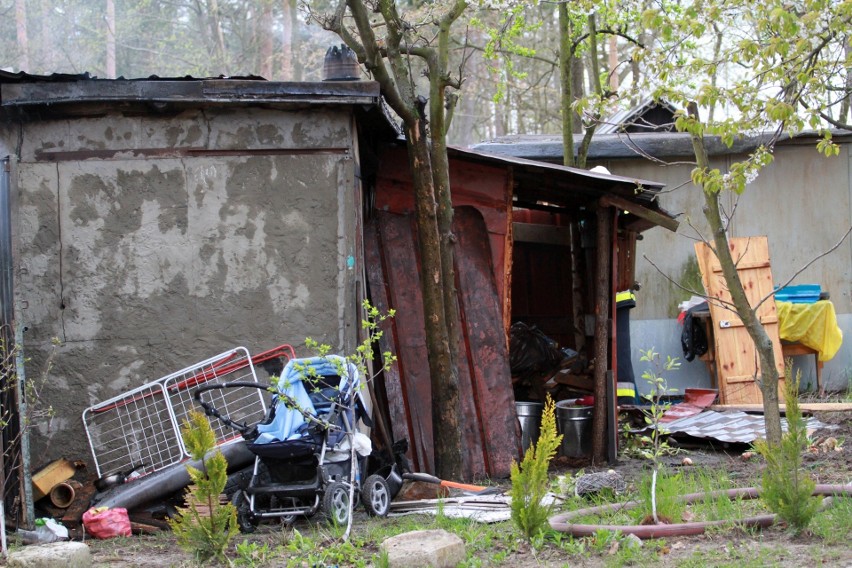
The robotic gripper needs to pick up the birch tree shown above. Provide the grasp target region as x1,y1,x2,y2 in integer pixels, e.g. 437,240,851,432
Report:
637,0,852,444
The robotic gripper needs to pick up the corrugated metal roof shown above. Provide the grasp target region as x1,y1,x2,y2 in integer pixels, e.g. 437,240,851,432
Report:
472,129,852,162
646,410,834,444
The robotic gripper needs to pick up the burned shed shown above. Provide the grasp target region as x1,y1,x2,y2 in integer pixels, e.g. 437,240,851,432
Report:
366,145,677,478
0,73,396,517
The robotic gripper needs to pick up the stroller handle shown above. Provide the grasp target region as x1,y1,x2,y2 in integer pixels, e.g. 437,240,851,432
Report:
193,381,333,435
193,381,272,434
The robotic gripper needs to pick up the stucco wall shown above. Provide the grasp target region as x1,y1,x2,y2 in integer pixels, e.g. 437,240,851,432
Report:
10,106,363,466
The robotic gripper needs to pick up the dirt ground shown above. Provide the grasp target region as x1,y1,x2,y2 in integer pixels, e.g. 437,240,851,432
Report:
25,410,852,567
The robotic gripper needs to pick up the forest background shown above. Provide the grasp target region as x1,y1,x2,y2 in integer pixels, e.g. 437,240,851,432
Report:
0,0,695,148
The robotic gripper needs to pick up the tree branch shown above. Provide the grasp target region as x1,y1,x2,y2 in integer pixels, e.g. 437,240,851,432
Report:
754,225,852,311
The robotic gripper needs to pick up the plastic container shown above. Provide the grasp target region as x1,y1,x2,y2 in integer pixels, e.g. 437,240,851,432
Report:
556,399,593,458
515,401,543,453
17,518,68,544
774,284,821,304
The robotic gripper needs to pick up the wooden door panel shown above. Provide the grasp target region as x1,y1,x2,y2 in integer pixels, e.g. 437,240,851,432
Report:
695,237,785,404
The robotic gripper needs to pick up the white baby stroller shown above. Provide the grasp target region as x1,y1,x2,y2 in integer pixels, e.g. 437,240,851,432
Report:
194,355,395,530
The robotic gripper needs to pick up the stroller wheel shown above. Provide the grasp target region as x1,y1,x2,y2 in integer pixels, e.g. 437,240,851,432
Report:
322,482,351,526
232,490,259,533
362,474,392,517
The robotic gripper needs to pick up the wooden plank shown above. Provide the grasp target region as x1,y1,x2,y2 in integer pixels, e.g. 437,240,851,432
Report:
598,194,679,232
710,260,771,272
513,222,572,246
711,403,852,413
712,314,778,328
363,219,411,459
32,459,76,501
695,236,785,405
374,212,435,474
454,206,521,478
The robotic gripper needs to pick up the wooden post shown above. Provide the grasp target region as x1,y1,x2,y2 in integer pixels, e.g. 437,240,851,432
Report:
591,204,612,464
608,207,619,465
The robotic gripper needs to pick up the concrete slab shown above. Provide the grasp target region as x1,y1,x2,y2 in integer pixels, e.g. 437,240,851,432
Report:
380,529,465,568
7,541,92,568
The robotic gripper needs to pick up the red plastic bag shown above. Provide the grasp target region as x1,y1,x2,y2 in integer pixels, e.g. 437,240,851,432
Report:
82,507,132,539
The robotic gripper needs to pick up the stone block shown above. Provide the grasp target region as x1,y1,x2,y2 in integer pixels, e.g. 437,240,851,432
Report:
381,529,465,568
7,541,92,568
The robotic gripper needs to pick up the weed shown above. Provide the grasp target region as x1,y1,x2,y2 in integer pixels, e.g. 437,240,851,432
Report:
284,535,366,568
510,395,562,541
374,549,390,568
810,496,852,544
589,527,621,554
634,468,686,523
233,540,271,567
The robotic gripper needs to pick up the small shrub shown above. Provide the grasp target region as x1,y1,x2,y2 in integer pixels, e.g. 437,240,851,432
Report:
754,366,822,533
510,395,562,541
168,410,239,562
637,348,680,524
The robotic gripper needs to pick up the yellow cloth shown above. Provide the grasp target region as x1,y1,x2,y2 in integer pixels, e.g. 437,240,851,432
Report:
776,300,843,362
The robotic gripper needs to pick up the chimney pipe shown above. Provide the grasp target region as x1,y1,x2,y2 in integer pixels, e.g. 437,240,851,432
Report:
323,44,360,81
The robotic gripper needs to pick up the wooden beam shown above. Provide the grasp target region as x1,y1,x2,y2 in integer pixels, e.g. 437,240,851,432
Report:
512,222,572,246
599,194,679,232
591,205,612,464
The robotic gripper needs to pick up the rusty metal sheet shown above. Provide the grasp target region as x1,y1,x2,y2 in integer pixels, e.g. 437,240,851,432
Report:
366,207,520,480
366,212,434,474
454,207,521,477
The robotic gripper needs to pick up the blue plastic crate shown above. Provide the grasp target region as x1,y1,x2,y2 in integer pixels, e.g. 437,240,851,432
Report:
774,283,821,304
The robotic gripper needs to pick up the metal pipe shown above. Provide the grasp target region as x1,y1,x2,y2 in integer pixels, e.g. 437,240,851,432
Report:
15,323,34,528
49,481,76,509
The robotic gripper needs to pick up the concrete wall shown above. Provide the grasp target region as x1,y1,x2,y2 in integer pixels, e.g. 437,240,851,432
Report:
7,106,363,465
594,142,852,393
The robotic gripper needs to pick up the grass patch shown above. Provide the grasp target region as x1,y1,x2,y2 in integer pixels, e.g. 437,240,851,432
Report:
810,496,852,544
562,468,772,528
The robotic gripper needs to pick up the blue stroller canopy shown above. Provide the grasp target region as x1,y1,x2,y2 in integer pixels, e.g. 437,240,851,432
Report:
253,355,361,445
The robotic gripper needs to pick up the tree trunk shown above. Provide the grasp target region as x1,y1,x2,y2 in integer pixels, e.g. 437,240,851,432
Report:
329,0,465,479
559,2,574,166
608,35,618,92
687,103,782,445
259,1,274,78
404,120,463,479
841,37,852,124
430,0,464,442
281,0,296,80
576,13,601,169
106,0,116,79
15,0,28,72
207,0,228,73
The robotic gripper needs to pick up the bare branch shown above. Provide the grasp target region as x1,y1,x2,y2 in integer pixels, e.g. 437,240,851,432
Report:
642,253,740,316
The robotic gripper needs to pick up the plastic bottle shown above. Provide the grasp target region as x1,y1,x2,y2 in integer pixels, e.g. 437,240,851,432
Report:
16,518,68,544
